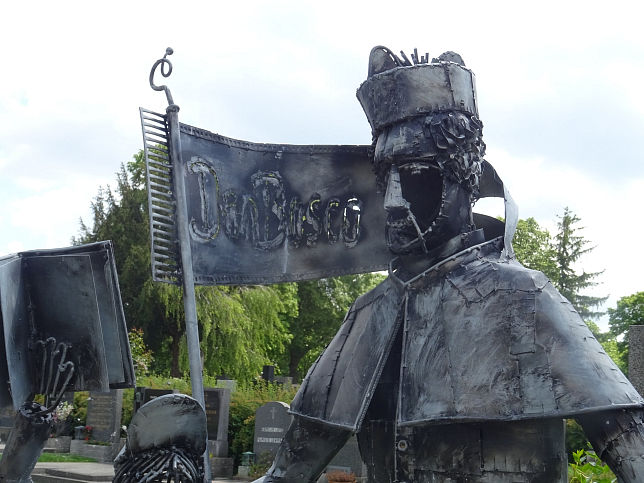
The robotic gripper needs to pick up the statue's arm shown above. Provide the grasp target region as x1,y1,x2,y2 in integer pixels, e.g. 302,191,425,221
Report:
577,409,644,482
0,402,54,481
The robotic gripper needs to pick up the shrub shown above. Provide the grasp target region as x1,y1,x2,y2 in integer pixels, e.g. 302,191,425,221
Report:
568,447,616,483
228,382,297,469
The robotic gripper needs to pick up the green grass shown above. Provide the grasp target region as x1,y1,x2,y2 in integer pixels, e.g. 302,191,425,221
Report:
0,452,97,463
38,452,97,462
0,453,97,463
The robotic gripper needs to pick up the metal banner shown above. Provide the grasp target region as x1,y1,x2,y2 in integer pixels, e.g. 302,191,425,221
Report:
0,241,135,409
141,109,391,286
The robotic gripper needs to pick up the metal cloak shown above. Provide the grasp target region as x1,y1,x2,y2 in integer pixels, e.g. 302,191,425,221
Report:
290,203,643,433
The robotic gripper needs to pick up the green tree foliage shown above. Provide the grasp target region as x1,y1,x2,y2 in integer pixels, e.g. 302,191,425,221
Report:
568,446,616,482
280,273,386,381
128,328,154,376
76,152,294,381
512,217,558,281
227,382,297,468
607,292,644,371
554,207,607,320
512,210,607,323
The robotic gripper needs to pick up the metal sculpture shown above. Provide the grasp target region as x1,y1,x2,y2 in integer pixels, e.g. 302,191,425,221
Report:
114,394,206,482
250,47,644,482
0,241,134,481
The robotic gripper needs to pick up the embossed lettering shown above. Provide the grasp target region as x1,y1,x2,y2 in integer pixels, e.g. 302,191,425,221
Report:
188,157,220,240
187,160,364,250
343,197,362,248
252,171,286,250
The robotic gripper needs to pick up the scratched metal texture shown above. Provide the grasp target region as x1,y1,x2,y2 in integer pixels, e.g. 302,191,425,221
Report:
140,111,509,287
290,237,643,431
176,123,390,285
0,241,135,409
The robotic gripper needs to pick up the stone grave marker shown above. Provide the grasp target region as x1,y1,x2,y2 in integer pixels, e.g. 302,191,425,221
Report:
204,387,231,455
133,387,176,414
70,389,124,462
86,389,123,442
0,405,14,427
0,406,15,441
205,387,233,476
253,401,292,461
327,435,367,478
629,325,644,395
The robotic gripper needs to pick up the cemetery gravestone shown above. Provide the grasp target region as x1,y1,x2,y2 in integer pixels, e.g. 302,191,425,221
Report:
629,325,644,396
204,387,231,456
327,435,366,478
86,390,123,442
205,387,233,477
70,389,124,462
0,406,14,441
134,387,176,414
254,402,292,461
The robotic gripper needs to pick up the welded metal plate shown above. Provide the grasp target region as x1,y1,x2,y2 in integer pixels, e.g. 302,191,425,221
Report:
0,242,135,409
140,109,511,286
179,124,390,285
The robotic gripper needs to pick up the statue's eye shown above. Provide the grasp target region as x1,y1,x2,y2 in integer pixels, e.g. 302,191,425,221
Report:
398,163,443,229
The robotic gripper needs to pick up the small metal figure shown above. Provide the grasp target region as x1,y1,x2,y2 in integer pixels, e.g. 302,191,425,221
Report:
253,47,644,482
113,394,206,482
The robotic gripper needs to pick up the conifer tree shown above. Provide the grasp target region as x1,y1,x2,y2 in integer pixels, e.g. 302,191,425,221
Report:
554,207,607,320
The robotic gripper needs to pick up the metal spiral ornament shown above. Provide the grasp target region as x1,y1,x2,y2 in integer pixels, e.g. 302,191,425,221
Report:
149,47,175,106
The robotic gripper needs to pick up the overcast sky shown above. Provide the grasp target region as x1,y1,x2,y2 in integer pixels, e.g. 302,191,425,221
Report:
1,1,642,330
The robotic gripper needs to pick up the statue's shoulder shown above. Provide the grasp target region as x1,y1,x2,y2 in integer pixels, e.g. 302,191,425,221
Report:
447,253,551,302
351,277,398,313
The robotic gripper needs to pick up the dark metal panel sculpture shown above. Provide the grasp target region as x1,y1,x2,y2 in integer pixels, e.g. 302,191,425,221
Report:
0,241,134,406
141,112,389,286
140,123,509,287
144,48,212,482
250,46,644,483
179,127,387,285
0,241,134,480
140,107,179,285
138,46,644,482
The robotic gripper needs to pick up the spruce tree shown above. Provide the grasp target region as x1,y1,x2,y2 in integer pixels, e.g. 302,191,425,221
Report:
554,207,607,320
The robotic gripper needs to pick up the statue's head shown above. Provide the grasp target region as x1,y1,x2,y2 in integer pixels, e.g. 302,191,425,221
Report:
357,47,486,255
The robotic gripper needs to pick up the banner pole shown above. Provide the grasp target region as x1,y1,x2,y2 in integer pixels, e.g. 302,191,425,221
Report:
167,104,212,482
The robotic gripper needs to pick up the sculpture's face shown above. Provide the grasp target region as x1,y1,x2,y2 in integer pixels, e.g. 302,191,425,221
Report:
384,162,444,255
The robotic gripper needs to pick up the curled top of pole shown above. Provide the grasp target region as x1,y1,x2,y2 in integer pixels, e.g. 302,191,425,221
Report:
149,47,175,107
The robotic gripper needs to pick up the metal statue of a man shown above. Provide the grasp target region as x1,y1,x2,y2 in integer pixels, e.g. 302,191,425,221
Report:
253,47,644,482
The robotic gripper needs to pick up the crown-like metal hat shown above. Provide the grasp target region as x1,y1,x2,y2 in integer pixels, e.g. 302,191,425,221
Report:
357,46,478,135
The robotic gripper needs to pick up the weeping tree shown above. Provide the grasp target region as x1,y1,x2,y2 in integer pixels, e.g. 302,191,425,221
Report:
279,272,386,381
75,152,295,381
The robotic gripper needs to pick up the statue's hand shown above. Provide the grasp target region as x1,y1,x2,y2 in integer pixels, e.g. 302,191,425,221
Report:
32,337,75,414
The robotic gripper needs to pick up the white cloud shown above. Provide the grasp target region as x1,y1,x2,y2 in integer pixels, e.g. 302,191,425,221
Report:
0,0,643,330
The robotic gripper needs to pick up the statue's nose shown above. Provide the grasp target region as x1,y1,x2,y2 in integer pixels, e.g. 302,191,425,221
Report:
384,164,410,212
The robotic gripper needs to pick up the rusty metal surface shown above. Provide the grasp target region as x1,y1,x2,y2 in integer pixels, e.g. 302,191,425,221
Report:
0,241,134,410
